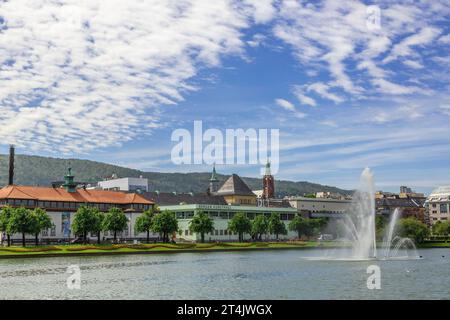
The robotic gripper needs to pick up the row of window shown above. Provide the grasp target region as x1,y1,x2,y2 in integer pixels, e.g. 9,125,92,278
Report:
175,211,295,220
0,199,151,211
182,229,237,236
430,203,449,214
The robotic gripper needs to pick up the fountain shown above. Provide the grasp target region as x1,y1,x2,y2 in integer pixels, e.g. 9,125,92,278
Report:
306,168,420,261
380,208,420,260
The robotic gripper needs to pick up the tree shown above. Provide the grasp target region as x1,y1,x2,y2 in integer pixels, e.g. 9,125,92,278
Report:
72,206,95,244
0,206,14,246
397,217,430,244
30,208,53,246
91,208,104,244
375,215,387,240
152,210,178,243
289,215,310,239
102,207,128,242
189,211,214,243
7,207,35,247
433,220,450,236
251,215,268,241
135,209,155,243
268,212,287,240
228,212,251,242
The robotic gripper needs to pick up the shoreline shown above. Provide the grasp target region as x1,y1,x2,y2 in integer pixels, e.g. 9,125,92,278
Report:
0,242,447,260
0,245,323,259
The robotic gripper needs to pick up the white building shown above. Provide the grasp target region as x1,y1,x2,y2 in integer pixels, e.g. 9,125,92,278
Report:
97,176,148,192
286,196,352,218
425,186,450,225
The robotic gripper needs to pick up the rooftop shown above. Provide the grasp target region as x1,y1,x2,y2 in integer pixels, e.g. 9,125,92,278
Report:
215,174,255,196
0,185,153,205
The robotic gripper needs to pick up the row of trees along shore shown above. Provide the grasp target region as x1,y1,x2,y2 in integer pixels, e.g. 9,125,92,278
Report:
191,211,326,243
1,204,436,246
0,206,53,247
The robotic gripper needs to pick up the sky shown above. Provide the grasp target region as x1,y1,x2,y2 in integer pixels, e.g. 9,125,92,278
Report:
0,0,449,194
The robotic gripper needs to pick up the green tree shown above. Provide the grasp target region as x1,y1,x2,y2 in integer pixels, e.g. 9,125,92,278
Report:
228,212,251,242
397,217,430,244
289,215,310,239
433,220,450,236
135,209,155,243
72,206,95,244
102,207,128,242
30,208,53,246
0,206,14,246
251,214,268,241
7,207,35,247
375,215,387,240
91,208,104,244
268,212,287,240
189,211,214,243
152,210,178,243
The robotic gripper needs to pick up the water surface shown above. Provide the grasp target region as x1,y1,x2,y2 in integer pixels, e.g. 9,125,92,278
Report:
0,248,449,299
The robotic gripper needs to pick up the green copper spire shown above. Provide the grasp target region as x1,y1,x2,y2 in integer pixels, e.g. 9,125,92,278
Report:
62,167,77,192
264,161,271,176
210,163,219,182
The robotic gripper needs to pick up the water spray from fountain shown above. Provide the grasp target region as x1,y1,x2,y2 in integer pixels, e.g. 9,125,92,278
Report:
306,167,420,261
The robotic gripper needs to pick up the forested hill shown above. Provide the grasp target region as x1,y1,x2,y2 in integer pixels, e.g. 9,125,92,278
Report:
0,154,352,197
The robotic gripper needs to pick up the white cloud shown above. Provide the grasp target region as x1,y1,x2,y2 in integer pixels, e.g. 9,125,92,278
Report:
438,34,450,44
273,0,450,101
383,27,441,63
275,98,306,118
0,0,270,153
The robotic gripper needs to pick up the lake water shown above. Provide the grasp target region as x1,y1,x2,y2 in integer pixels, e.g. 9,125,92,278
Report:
0,248,449,299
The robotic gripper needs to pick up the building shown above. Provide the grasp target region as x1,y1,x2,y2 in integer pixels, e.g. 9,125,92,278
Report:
286,196,352,218
262,161,274,199
374,186,426,222
163,203,297,242
208,164,220,194
400,186,412,194
96,175,149,192
142,167,297,242
213,174,257,205
375,197,426,222
425,186,450,225
0,169,154,242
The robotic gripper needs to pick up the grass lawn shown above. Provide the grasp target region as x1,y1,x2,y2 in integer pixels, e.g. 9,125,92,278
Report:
0,241,336,257
418,242,450,248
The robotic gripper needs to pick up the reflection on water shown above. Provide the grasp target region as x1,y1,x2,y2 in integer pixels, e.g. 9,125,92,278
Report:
0,248,449,299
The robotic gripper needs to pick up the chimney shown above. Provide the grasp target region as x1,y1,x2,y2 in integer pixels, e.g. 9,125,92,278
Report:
8,145,15,186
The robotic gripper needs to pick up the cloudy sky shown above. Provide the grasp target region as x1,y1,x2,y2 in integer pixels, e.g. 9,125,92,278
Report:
0,0,449,194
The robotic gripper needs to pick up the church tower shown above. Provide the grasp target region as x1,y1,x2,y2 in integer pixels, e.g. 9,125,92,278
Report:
262,161,275,199
209,164,219,194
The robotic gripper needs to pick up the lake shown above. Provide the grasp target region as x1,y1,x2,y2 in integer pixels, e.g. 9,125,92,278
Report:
0,248,449,299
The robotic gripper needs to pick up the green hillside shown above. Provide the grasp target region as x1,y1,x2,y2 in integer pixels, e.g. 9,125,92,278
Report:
0,154,352,197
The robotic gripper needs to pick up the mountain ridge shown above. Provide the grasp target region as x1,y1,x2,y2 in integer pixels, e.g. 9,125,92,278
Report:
0,154,353,197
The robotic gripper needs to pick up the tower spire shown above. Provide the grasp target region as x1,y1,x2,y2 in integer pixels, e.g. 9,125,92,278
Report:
209,163,219,194
262,160,275,199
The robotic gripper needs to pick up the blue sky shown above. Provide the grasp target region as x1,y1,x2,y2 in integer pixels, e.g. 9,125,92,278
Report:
0,0,449,194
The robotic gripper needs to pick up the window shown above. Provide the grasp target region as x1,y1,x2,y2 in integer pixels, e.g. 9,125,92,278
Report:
224,230,228,235
214,230,219,236
185,230,189,236
219,230,224,236
42,229,48,236
440,204,448,213
220,212,228,219
50,226,56,236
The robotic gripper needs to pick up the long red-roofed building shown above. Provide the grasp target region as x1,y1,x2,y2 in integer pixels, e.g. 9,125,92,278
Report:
0,169,154,243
